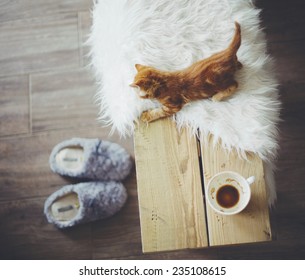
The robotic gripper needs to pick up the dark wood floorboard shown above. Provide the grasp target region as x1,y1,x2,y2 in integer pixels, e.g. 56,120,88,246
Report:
0,126,134,202
31,69,97,132
0,0,304,259
0,197,92,259
0,13,80,77
0,75,29,136
0,0,93,23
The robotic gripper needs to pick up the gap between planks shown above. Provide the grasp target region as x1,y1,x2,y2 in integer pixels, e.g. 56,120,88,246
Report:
134,119,271,253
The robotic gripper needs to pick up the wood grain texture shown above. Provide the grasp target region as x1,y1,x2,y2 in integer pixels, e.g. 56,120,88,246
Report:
215,238,305,260
0,0,304,259
0,126,134,202
92,174,143,259
0,76,29,137
134,118,208,252
0,14,79,77
31,69,98,132
78,11,92,67
0,197,92,260
200,135,271,246
0,0,93,23
257,0,305,42
268,40,305,84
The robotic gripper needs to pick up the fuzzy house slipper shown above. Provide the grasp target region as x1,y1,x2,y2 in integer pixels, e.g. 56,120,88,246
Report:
44,181,128,228
49,138,133,181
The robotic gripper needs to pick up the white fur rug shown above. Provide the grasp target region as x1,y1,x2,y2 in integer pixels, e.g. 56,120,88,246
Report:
88,0,281,205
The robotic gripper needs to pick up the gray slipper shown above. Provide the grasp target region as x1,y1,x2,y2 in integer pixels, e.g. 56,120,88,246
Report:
44,181,127,228
49,138,133,181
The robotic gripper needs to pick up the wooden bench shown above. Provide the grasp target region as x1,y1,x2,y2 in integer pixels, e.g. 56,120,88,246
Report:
134,118,271,253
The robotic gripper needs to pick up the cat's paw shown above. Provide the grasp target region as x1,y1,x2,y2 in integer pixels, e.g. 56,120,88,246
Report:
211,95,222,102
140,111,153,123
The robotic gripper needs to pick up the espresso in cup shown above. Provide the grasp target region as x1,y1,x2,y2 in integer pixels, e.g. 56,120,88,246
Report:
216,184,240,208
207,171,255,215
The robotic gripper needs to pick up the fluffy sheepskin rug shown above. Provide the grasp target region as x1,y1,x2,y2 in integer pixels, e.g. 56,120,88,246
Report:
88,0,281,205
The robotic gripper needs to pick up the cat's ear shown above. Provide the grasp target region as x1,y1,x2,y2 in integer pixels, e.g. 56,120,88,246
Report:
129,82,139,88
135,64,145,71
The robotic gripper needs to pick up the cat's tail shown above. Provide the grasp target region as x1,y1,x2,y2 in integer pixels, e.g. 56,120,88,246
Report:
227,22,241,55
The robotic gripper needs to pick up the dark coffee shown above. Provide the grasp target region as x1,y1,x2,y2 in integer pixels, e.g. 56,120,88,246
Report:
216,185,240,208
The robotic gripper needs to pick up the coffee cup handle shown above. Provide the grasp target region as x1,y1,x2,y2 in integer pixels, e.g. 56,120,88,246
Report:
246,176,255,185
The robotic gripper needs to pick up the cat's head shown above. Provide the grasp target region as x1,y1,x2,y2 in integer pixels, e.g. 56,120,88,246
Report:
130,64,164,99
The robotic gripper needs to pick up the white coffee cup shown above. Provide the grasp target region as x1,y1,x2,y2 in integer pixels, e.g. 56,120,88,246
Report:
206,171,255,215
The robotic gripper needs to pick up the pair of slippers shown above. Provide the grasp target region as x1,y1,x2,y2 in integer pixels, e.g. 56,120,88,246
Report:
44,138,133,228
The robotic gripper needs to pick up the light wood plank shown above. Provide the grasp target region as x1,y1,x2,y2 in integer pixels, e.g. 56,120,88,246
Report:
0,0,304,260
134,118,208,253
200,135,272,246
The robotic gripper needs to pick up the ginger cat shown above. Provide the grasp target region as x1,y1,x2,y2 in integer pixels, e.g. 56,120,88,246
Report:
130,22,242,123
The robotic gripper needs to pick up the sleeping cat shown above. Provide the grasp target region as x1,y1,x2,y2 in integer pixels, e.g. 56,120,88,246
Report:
130,22,242,123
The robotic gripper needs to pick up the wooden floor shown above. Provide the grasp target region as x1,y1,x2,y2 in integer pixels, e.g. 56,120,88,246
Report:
0,0,304,259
